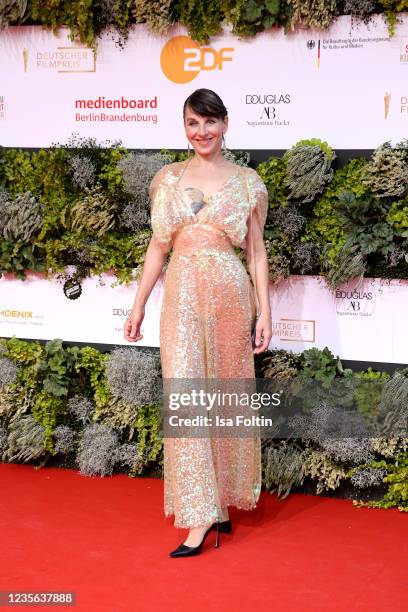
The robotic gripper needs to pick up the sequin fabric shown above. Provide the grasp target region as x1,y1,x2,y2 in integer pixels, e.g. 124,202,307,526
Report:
150,159,269,528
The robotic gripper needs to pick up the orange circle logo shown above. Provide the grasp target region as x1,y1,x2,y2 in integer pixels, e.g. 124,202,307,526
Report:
160,36,234,84
160,36,200,84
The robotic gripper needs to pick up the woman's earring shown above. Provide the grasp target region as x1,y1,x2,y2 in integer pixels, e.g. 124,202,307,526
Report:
187,141,191,156
222,133,226,151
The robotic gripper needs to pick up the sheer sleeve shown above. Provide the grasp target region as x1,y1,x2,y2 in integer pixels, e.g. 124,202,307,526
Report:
149,165,173,246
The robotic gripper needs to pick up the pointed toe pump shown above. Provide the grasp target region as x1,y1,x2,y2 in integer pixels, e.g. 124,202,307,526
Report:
169,523,221,558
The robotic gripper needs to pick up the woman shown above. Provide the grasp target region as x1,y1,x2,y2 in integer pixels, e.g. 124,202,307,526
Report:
124,88,272,557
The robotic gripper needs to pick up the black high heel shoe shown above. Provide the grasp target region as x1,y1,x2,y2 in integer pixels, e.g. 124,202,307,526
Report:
215,519,232,534
169,523,220,558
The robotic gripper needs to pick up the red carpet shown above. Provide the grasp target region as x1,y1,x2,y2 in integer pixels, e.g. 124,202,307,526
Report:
0,463,406,612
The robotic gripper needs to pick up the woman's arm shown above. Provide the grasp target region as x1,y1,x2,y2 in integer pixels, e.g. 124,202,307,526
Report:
124,235,171,342
244,213,272,354
133,236,171,309
124,165,172,342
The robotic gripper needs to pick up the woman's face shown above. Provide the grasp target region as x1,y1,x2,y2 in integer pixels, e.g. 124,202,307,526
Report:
184,106,228,156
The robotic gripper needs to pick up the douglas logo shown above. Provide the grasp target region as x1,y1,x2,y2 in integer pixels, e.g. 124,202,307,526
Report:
113,308,132,316
335,288,375,317
245,93,291,127
246,94,290,104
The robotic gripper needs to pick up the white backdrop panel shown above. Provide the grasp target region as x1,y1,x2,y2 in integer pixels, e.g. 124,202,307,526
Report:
0,14,407,148
1,273,407,364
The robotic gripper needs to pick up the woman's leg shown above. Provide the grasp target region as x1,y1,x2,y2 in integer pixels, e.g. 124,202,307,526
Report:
219,506,229,521
183,506,229,547
183,523,214,546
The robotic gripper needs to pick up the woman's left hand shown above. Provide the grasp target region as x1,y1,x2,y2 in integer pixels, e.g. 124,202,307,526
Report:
252,311,272,354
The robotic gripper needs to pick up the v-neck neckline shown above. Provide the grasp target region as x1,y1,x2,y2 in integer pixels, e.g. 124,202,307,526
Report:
174,158,241,203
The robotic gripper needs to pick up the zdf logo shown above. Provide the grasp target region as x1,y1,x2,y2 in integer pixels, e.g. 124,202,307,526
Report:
160,36,233,84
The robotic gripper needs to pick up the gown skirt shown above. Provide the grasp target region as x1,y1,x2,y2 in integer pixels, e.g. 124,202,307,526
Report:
150,160,269,528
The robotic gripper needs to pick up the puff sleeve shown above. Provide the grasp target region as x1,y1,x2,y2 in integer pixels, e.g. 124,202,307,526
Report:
247,168,269,237
149,166,173,246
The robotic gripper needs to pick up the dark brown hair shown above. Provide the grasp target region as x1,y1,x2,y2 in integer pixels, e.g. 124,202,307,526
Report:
183,88,228,121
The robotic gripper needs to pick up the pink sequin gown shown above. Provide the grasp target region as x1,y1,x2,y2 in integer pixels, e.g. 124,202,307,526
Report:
150,159,269,528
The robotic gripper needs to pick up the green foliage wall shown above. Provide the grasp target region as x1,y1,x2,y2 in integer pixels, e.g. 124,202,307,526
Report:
0,1,406,47
1,137,407,289
1,336,407,512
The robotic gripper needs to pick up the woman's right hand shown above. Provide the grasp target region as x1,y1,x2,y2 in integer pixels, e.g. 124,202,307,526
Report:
123,305,145,342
